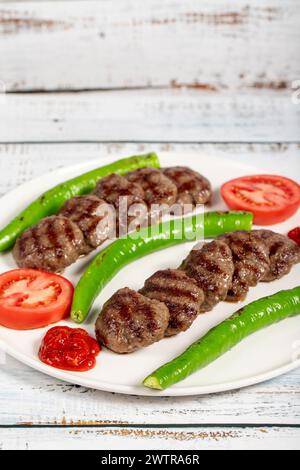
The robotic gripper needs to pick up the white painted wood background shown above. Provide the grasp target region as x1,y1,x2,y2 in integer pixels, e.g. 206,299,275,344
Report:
2,89,300,143
1,0,300,92
0,0,299,451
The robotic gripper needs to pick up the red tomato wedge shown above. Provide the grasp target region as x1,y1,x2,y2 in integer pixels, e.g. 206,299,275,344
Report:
221,175,300,225
0,269,74,330
39,326,100,372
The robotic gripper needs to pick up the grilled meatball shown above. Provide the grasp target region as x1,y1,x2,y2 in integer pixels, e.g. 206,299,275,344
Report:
13,216,86,273
95,288,169,354
59,195,114,249
218,231,270,301
253,230,300,281
181,240,234,312
126,168,177,207
163,166,212,209
94,173,147,235
140,269,204,336
94,173,144,208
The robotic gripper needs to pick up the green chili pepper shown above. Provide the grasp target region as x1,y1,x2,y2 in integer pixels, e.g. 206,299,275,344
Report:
71,211,253,323
0,153,159,252
143,286,300,390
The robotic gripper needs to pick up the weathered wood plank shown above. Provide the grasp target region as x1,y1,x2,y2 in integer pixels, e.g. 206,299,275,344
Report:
0,0,299,92
1,90,299,143
0,425,299,450
0,355,299,426
0,142,299,197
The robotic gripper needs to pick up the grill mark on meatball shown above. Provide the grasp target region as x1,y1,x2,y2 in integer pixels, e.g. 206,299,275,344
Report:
95,229,300,353
143,280,198,302
94,173,144,208
31,226,43,264
93,174,148,238
126,168,177,206
13,216,86,273
243,260,261,277
65,217,85,255
18,226,33,258
13,166,212,272
181,240,234,311
87,216,105,236
141,269,204,336
252,230,300,281
50,219,63,256
59,195,114,249
95,288,169,353
162,166,212,208
200,257,224,275
217,231,270,301
63,217,76,244
78,198,102,227
81,200,108,235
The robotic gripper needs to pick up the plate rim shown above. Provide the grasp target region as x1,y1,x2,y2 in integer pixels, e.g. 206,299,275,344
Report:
0,151,299,397
2,341,300,396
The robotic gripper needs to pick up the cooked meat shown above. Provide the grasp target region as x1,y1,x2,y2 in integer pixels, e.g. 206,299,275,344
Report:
163,166,212,208
95,288,169,353
218,231,270,301
94,173,144,208
59,195,114,249
13,216,86,273
94,173,147,236
94,227,300,354
140,269,204,336
253,230,300,281
181,240,234,312
126,168,177,207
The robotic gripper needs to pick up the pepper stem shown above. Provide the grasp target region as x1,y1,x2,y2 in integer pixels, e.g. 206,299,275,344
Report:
143,376,162,390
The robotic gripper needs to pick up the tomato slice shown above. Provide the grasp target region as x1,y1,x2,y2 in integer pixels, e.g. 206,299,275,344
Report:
221,175,300,225
0,269,74,330
39,326,101,372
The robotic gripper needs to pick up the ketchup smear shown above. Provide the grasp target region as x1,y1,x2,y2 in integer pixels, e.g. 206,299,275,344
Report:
39,326,101,372
288,227,300,246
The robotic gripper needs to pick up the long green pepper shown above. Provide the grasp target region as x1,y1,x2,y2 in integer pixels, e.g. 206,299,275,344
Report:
143,286,300,390
0,153,159,252
71,211,253,323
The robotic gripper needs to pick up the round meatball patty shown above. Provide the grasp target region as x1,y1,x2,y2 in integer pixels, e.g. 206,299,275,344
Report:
181,240,234,312
253,230,300,282
218,231,270,302
13,216,86,273
95,288,169,353
94,173,145,208
163,166,212,208
59,195,114,249
94,173,148,235
141,269,204,336
126,168,177,207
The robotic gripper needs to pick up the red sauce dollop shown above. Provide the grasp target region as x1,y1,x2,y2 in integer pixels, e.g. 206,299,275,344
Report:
39,326,101,372
288,227,300,246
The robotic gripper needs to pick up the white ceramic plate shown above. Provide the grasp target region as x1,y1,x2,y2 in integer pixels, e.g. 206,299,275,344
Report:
0,152,299,396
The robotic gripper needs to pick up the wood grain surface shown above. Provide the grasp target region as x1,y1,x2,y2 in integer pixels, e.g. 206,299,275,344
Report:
0,142,299,196
0,354,299,427
1,0,299,92
1,425,300,450
2,89,300,143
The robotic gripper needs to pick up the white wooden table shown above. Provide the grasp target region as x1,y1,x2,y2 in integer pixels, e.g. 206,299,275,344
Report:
0,0,299,450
